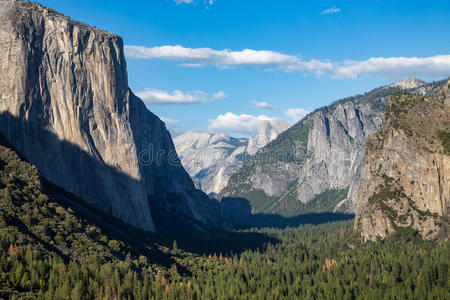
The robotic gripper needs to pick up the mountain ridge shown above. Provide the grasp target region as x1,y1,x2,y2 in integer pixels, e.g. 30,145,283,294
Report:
355,79,450,240
174,119,289,196
219,78,447,218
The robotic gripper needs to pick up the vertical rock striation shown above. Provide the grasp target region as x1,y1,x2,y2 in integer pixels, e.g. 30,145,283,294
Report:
355,79,450,240
219,79,446,216
0,0,218,232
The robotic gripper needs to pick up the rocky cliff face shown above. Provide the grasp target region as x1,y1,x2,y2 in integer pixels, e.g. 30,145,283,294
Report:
355,80,450,241
174,120,289,196
387,77,426,89
174,131,248,197
246,120,290,156
219,79,446,216
0,0,218,232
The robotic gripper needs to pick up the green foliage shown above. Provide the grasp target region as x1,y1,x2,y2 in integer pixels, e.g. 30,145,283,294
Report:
368,173,437,228
437,130,450,155
0,132,449,299
267,187,349,217
2,217,449,299
172,240,178,252
220,80,448,217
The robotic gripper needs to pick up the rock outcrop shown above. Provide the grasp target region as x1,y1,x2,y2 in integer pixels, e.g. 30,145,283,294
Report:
174,131,248,197
0,0,218,232
387,77,426,89
174,120,289,196
246,119,290,155
355,79,450,240
219,79,446,216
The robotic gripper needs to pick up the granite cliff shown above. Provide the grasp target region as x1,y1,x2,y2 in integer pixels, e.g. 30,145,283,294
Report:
355,79,450,240
0,0,219,232
174,119,289,196
219,79,445,217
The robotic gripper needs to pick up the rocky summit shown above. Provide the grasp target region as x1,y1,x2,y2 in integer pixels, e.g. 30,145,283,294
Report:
0,0,219,232
219,79,446,217
355,79,450,241
174,119,289,196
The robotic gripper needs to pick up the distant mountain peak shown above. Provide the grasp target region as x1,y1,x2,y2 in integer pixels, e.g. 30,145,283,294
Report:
389,77,427,89
247,119,290,155
174,119,290,196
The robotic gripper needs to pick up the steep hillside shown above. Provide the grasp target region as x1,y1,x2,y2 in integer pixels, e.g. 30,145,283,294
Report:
0,135,270,298
0,135,178,297
355,79,450,241
0,0,219,232
219,79,446,217
174,120,289,196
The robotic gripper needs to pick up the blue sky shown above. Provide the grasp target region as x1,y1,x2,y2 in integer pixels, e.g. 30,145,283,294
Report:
38,0,450,137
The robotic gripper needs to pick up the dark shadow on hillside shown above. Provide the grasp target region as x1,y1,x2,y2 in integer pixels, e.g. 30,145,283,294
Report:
147,192,278,256
0,111,156,229
0,131,185,272
154,226,280,257
220,197,355,230
0,112,274,259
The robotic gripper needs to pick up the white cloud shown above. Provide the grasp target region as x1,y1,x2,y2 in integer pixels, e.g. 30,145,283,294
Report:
320,6,341,15
253,101,276,109
159,117,185,137
174,0,194,4
174,0,214,5
125,45,450,79
332,55,450,79
160,117,179,125
285,108,310,123
136,88,226,105
213,91,227,100
125,45,299,67
208,112,274,135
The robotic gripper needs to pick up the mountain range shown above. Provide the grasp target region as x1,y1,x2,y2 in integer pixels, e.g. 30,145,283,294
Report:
0,0,448,242
218,77,446,218
174,119,290,196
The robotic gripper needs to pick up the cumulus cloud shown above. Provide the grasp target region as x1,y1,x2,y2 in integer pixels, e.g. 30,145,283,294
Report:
125,45,299,68
125,45,450,79
285,108,310,123
208,112,274,135
320,6,341,15
253,101,276,109
136,88,226,105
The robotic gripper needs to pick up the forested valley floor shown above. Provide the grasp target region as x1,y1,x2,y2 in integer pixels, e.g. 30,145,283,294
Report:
0,138,449,299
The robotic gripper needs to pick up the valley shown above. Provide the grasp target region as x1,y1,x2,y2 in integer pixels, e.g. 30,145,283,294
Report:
0,0,448,299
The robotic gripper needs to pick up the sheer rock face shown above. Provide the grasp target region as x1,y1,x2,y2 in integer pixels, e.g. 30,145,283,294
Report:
219,79,445,216
355,80,450,241
0,0,218,232
219,88,390,215
174,131,248,197
246,120,290,156
294,101,378,211
174,120,289,197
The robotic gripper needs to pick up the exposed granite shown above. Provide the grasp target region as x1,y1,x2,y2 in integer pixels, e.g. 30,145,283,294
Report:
0,0,219,232
355,79,450,240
